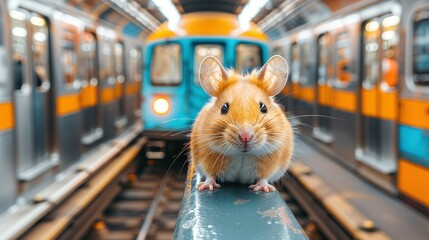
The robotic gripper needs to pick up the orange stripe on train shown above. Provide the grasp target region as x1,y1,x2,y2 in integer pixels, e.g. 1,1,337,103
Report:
398,159,429,207
57,94,80,116
399,98,429,130
0,102,14,130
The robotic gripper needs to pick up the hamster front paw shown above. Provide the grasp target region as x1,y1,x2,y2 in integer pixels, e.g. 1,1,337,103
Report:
197,177,221,191
249,179,276,192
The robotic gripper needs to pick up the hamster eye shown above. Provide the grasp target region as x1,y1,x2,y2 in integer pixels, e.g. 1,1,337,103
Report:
221,103,229,114
259,102,267,113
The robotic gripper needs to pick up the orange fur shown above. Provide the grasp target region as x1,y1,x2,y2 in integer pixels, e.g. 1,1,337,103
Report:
191,68,294,184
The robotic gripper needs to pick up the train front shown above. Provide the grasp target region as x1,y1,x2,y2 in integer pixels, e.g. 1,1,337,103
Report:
141,13,269,144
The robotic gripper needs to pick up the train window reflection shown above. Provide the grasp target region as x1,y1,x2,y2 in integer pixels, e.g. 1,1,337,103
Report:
300,42,312,85
128,47,142,83
31,14,49,89
317,34,330,85
194,44,223,84
335,33,352,86
61,27,78,87
236,44,261,74
413,13,429,86
115,42,125,83
10,10,28,90
99,40,115,85
291,43,300,83
81,31,97,85
381,15,399,88
151,44,181,86
363,19,380,89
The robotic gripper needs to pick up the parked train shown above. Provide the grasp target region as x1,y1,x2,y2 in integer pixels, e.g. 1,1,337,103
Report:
141,12,269,155
0,0,142,214
271,0,429,212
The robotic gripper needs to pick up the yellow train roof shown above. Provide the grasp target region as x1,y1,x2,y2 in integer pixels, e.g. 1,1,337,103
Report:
147,12,268,42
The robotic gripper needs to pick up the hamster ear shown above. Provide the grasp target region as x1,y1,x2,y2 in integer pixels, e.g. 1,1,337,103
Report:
257,55,289,96
199,56,228,97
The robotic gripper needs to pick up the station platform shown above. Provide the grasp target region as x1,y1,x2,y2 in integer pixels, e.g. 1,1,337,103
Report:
293,137,429,239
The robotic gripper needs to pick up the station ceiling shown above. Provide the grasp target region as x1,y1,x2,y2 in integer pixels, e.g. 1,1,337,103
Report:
65,0,359,38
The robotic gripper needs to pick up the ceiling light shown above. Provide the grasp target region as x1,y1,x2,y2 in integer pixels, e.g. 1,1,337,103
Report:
239,0,269,26
151,0,180,27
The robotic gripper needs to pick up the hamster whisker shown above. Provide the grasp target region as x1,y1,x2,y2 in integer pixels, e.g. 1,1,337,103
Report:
288,114,344,121
292,122,315,130
258,102,282,124
160,118,196,124
162,126,192,137
260,113,283,128
191,138,225,153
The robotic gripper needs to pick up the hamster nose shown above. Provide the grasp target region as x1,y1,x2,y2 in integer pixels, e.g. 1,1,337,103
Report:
239,131,253,143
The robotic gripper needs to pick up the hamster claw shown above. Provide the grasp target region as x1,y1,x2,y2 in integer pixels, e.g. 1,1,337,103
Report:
249,180,276,192
197,179,221,191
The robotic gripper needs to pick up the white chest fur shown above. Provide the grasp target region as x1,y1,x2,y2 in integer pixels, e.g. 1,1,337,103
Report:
218,155,258,184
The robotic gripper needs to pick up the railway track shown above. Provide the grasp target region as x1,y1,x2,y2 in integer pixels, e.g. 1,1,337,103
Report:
84,162,187,240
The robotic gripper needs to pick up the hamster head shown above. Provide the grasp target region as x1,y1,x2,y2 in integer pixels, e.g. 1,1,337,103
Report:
198,55,290,156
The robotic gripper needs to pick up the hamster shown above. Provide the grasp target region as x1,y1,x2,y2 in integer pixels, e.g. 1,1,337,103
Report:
190,55,293,192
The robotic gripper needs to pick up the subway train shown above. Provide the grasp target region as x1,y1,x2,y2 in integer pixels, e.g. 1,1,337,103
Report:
0,0,142,213
141,12,269,156
271,0,429,212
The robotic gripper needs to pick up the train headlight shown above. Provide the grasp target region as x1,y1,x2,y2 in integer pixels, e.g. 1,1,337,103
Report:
153,97,169,115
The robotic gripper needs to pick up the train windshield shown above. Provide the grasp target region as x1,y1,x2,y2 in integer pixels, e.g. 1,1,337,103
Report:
414,12,429,86
194,44,223,85
236,44,262,74
151,44,182,86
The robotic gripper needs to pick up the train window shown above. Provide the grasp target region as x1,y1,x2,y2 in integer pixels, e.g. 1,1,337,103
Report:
81,31,97,85
335,32,352,87
151,44,181,86
381,15,399,88
413,12,429,86
30,14,49,89
291,43,300,83
10,9,28,90
128,47,142,83
194,44,223,84
300,42,312,85
363,19,380,89
236,44,262,74
99,40,115,85
115,42,125,83
61,27,79,87
317,34,330,85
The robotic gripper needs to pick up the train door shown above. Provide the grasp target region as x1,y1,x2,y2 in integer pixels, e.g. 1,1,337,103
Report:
332,31,357,167
10,9,56,181
0,3,16,213
357,15,400,176
125,46,141,126
190,42,224,120
98,33,117,140
55,17,82,167
80,30,102,147
296,40,315,137
114,41,128,131
314,33,334,144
